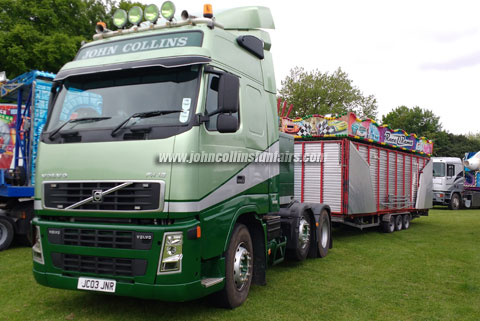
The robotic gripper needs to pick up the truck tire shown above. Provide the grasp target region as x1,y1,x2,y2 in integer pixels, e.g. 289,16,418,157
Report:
318,209,330,258
217,224,253,309
394,215,403,231
402,214,411,230
449,193,461,210
287,211,311,261
0,217,14,251
381,216,395,233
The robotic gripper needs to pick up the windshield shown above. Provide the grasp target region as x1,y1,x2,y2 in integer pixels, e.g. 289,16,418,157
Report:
433,162,445,177
44,65,200,141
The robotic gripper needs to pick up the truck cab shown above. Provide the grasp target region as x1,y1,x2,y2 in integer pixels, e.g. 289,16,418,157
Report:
31,4,332,308
432,157,464,209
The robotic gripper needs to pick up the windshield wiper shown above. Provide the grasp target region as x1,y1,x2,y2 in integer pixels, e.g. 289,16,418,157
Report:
48,117,111,140
110,110,182,137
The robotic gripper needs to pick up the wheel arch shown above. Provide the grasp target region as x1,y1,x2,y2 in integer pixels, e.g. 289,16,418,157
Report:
224,207,267,286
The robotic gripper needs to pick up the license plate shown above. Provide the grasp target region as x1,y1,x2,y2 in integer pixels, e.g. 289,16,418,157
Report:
77,277,116,293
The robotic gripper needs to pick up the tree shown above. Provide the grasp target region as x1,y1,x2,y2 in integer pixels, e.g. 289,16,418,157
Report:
381,106,441,137
430,131,480,157
278,67,378,119
0,0,142,78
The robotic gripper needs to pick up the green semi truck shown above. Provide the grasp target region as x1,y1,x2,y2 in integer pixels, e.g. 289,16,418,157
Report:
32,4,332,308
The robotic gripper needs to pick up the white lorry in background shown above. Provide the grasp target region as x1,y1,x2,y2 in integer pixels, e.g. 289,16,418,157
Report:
432,152,480,209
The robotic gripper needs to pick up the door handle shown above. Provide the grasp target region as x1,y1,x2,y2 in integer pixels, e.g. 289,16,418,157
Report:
237,175,245,184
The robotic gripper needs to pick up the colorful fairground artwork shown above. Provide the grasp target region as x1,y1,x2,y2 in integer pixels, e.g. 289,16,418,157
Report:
280,112,434,156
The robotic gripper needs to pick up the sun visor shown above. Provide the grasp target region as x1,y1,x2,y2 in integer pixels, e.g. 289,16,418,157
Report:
55,56,211,81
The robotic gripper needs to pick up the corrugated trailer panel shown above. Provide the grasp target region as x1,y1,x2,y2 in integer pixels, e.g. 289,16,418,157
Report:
406,155,412,206
412,157,419,204
369,147,379,211
379,149,388,210
388,151,396,209
322,142,342,213
294,138,431,216
294,143,302,200
357,144,369,162
303,143,321,203
397,153,404,207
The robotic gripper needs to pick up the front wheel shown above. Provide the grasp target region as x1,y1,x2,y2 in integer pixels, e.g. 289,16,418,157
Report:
0,217,14,251
449,193,461,210
217,224,253,309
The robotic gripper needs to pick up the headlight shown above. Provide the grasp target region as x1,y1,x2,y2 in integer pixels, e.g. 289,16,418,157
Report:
32,226,44,264
158,232,183,274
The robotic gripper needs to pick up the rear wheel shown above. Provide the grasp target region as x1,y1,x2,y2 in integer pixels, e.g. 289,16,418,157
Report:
287,211,311,261
394,215,403,231
381,216,395,233
449,193,461,210
217,224,253,309
0,217,14,251
402,214,411,230
317,210,330,258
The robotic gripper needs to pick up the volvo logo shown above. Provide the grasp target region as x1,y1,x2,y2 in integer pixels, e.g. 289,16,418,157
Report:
41,173,68,179
92,190,103,203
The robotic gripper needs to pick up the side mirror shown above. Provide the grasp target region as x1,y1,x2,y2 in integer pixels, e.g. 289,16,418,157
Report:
218,73,239,113
217,113,238,133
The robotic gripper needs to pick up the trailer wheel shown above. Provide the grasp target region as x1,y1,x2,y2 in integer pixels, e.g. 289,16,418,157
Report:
318,210,330,258
449,193,461,210
217,223,253,309
0,217,14,251
287,212,311,261
402,214,411,230
381,216,395,233
394,215,403,231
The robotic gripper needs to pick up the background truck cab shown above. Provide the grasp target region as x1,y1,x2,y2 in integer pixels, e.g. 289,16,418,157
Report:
432,157,464,209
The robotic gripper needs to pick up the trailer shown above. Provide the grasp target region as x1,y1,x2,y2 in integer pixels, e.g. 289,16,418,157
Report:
0,70,55,250
280,112,433,232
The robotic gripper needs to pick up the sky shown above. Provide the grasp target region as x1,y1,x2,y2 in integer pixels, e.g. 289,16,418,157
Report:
141,0,480,134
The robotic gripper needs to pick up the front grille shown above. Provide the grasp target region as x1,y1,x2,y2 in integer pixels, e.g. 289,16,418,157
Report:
51,253,147,277
41,215,159,225
47,228,153,250
43,181,162,211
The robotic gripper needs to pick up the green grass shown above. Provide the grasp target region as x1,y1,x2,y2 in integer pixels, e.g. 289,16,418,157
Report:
1,208,480,320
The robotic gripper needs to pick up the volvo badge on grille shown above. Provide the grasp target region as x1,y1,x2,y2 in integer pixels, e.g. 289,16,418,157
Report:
92,190,103,203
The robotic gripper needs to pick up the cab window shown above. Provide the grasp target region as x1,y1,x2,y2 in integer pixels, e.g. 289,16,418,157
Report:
447,164,455,177
204,74,238,131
